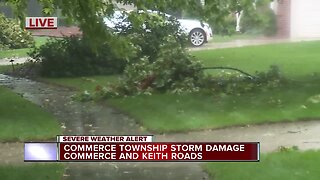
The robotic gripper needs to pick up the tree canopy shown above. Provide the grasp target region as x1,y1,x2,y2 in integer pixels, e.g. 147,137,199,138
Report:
2,0,271,51
3,0,264,35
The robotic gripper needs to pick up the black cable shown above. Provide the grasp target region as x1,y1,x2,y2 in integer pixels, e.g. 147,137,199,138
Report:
200,66,256,80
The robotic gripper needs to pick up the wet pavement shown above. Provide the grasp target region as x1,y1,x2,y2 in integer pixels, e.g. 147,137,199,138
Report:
0,74,207,180
64,162,206,180
0,142,24,165
1,74,320,179
156,120,320,153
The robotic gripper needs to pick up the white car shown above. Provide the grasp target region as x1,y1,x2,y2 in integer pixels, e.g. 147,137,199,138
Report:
104,10,213,47
178,19,212,46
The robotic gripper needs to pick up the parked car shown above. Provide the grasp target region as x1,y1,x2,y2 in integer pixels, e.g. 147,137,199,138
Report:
104,10,213,47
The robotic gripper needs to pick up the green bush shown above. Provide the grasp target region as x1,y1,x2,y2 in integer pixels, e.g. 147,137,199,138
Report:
0,13,34,49
92,40,204,99
208,15,236,36
241,6,277,36
30,11,189,78
119,11,189,62
29,36,127,77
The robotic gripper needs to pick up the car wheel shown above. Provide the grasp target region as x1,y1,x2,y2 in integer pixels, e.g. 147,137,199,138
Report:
189,29,206,47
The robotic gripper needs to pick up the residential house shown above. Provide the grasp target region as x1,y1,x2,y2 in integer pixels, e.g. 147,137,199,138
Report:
273,0,320,39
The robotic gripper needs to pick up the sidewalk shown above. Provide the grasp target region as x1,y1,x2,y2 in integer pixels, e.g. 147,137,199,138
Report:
0,57,30,66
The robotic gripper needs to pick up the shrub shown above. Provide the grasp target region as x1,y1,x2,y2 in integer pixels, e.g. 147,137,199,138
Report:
208,14,236,36
30,11,189,78
118,11,189,62
241,6,277,36
29,36,127,77
0,13,34,49
93,38,204,99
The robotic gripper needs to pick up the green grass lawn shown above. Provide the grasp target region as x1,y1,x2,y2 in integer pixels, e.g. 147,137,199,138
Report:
0,86,61,141
0,49,30,59
108,41,320,132
193,41,320,79
109,78,320,132
204,150,320,180
0,37,48,59
0,164,64,180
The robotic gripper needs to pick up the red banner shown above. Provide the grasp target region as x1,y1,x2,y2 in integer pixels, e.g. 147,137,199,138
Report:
59,142,259,162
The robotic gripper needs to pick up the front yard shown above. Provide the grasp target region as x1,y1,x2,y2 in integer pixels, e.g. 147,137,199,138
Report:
109,79,320,132
34,41,320,133
1,40,320,180
0,86,61,141
0,164,64,180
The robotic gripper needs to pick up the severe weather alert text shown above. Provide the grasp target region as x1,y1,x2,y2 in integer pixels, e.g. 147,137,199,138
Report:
59,143,259,162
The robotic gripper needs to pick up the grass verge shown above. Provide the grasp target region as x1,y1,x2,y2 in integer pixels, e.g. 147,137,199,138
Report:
0,164,64,180
0,86,61,141
0,37,48,59
210,34,258,43
204,150,320,180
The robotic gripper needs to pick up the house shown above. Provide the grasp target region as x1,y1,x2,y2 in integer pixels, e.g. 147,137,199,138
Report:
273,0,320,39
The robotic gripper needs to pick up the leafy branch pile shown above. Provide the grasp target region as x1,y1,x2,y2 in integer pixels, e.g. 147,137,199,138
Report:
199,65,285,96
89,63,284,100
93,42,205,99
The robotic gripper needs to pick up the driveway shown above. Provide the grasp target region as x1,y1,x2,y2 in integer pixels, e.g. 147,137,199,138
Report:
190,37,320,51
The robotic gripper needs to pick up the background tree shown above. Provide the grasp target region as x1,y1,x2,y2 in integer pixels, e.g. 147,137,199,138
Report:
2,0,257,39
